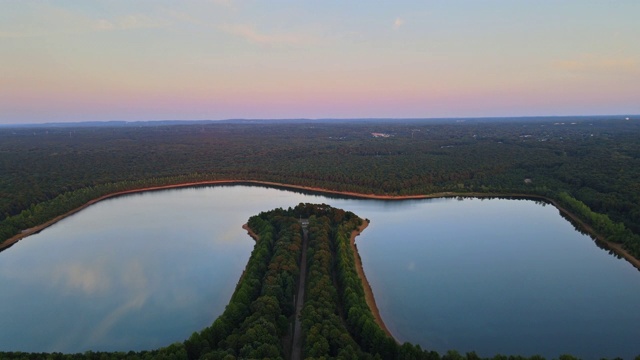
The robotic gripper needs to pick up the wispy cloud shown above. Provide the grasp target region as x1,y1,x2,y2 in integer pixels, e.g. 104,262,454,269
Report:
554,54,638,73
52,261,111,295
95,14,171,31
209,0,235,8
87,261,149,344
0,31,38,39
162,9,204,26
393,17,404,30
0,6,171,38
0,4,92,38
219,24,307,45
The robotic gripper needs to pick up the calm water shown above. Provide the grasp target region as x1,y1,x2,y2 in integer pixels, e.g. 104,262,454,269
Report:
0,185,638,358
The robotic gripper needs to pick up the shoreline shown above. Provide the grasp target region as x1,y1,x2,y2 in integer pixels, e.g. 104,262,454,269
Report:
544,200,640,271
235,224,261,287
242,223,260,242
2,179,639,273
349,220,396,341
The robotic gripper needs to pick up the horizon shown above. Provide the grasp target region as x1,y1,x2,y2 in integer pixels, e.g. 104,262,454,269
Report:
2,1,639,124
0,114,638,127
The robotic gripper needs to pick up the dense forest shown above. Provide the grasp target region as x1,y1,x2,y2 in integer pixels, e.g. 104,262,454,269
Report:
2,203,602,360
1,117,639,260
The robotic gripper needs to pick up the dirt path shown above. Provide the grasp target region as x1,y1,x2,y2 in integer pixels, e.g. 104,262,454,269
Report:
290,220,309,360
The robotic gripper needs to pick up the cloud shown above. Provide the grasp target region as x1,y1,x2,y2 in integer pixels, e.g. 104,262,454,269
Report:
209,0,235,8
51,261,111,295
0,5,170,38
219,24,306,45
0,4,95,38
163,9,203,26
88,261,149,344
0,31,37,39
554,55,638,73
88,292,148,344
94,14,171,31
393,17,405,30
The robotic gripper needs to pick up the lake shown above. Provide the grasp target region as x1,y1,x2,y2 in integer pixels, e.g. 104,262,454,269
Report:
0,185,638,359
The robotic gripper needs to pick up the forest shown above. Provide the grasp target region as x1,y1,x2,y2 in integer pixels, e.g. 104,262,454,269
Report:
1,117,640,359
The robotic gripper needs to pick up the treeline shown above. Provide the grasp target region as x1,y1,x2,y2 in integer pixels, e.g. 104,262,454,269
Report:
0,343,189,360
556,193,640,257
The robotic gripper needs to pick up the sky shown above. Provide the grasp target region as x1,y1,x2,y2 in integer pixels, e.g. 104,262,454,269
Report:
1,1,639,124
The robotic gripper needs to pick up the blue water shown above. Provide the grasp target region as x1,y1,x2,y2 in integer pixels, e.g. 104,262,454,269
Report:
0,185,638,358
353,197,640,359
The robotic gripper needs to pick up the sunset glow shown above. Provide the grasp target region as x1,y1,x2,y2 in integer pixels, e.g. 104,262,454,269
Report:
1,1,639,124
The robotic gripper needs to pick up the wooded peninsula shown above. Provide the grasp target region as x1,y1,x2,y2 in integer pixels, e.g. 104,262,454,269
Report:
1,117,639,359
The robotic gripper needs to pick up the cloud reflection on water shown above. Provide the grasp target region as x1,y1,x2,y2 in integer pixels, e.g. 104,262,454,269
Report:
52,260,112,295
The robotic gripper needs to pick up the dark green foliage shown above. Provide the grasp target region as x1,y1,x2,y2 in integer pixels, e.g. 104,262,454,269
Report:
0,343,188,360
301,213,366,359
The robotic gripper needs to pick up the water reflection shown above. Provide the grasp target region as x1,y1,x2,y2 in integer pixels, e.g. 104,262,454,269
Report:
0,187,266,352
52,259,114,295
354,197,640,359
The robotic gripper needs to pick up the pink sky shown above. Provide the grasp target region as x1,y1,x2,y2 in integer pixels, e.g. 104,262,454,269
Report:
1,1,639,123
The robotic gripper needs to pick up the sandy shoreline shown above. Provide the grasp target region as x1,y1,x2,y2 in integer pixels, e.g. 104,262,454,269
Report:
349,220,396,341
2,179,639,270
242,223,260,242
